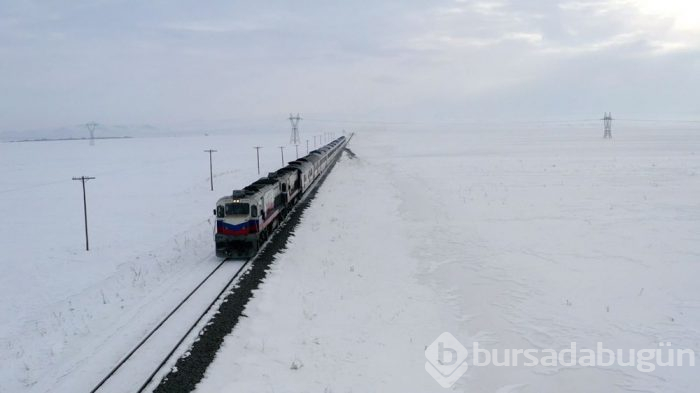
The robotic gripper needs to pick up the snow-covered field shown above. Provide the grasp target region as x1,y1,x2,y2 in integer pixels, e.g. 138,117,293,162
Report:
0,131,307,393
196,127,700,392
2,127,699,392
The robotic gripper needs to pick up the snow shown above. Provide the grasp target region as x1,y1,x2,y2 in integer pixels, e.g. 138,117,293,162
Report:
196,152,450,391
0,131,304,393
2,127,699,393
196,128,700,392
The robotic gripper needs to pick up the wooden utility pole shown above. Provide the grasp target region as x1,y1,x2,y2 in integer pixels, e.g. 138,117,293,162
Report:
72,176,96,251
204,149,217,191
254,146,262,175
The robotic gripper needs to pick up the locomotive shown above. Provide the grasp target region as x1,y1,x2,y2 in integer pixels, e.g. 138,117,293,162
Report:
214,136,348,258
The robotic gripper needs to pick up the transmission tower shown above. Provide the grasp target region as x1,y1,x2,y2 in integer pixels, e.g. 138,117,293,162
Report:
86,122,98,145
289,113,302,144
602,113,613,139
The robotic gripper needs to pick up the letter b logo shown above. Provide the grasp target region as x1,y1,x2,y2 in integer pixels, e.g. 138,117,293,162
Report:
438,342,458,366
425,332,469,388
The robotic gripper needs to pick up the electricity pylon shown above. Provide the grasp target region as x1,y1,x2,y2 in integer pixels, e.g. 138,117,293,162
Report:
86,122,98,145
603,113,613,139
289,113,302,144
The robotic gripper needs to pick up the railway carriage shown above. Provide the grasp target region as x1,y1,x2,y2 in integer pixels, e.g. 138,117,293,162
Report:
215,136,348,258
269,166,301,206
288,158,315,193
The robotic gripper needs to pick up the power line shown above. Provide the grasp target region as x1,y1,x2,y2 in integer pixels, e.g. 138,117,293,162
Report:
614,118,700,123
302,117,599,125
302,116,700,126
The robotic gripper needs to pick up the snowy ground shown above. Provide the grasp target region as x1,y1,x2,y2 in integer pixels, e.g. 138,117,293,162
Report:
0,131,313,393
2,127,698,393
196,127,700,392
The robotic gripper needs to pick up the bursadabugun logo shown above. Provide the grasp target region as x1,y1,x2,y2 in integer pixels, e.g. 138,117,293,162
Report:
424,332,469,388
425,333,696,388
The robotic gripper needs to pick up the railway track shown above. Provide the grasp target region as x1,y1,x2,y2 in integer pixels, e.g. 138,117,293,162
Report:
90,135,353,393
89,257,253,393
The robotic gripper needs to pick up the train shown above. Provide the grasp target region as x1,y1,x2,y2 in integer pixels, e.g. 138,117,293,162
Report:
214,136,349,258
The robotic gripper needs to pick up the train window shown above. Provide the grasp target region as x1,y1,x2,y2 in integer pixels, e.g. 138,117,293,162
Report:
225,203,250,216
216,206,225,218
251,205,258,218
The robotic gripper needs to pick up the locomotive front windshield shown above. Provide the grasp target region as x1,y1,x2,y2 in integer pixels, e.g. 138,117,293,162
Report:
225,203,250,216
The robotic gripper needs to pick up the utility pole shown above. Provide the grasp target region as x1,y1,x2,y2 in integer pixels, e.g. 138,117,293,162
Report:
295,144,299,159
289,113,302,144
72,176,95,251
253,146,262,175
279,146,285,166
603,112,613,139
306,139,309,154
86,122,98,146
204,149,217,191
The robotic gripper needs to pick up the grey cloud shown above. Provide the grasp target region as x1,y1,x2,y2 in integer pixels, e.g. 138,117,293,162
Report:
0,0,698,133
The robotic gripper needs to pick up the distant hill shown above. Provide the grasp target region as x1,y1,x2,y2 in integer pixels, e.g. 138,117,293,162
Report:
0,119,283,142
0,124,166,142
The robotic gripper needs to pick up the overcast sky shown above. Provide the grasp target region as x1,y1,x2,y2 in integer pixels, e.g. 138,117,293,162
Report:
1,0,699,132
